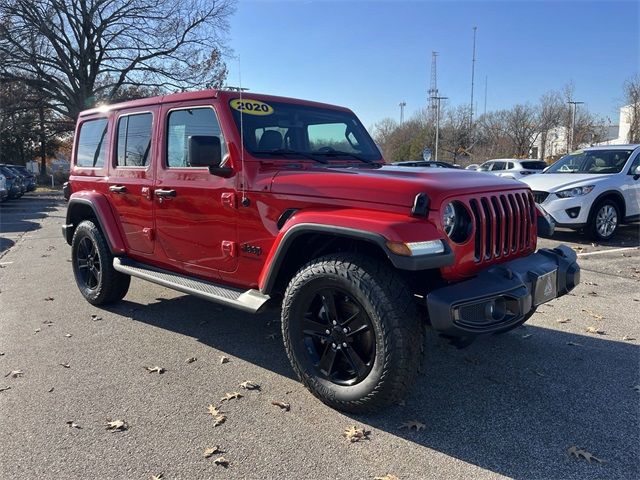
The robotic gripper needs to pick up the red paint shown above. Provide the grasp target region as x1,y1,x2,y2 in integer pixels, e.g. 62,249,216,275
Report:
67,89,538,292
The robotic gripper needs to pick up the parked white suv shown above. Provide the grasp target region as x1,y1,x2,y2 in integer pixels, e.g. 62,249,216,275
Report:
477,159,547,179
521,145,640,240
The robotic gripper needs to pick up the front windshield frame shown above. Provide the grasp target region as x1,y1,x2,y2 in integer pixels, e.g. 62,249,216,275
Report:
545,149,633,174
228,99,382,162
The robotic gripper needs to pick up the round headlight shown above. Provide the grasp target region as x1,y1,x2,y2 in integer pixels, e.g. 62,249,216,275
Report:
442,203,456,237
442,201,472,243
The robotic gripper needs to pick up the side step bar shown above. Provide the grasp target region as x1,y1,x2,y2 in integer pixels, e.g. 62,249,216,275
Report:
113,258,270,314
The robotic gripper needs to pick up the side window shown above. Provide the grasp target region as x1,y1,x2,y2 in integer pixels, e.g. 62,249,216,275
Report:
507,162,514,169
116,113,153,167
76,118,108,168
166,108,225,167
492,162,505,171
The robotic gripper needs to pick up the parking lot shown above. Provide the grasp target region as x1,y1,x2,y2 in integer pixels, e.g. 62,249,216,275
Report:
1,192,638,480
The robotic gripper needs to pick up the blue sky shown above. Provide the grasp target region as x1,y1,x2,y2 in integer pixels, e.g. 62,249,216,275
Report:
227,0,639,129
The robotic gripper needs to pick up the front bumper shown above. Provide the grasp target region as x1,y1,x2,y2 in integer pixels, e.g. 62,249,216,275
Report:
537,194,591,227
427,245,579,336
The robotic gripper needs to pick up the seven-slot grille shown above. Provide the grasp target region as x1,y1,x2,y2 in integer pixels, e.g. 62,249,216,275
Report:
466,191,536,263
532,191,549,203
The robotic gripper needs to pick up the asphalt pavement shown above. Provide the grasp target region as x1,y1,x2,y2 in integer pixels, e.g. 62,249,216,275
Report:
1,191,639,480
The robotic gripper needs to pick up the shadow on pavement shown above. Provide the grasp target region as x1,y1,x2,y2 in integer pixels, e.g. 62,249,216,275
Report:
109,295,639,479
550,223,640,247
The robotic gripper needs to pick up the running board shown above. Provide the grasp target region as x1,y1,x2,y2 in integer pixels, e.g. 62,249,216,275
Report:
113,258,270,313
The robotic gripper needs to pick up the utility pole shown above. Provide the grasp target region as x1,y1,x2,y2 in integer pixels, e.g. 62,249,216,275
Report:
568,100,584,152
431,96,448,161
399,101,406,124
428,51,439,112
483,75,488,116
470,27,477,130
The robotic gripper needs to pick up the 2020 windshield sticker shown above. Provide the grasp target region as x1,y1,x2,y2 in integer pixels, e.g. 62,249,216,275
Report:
230,99,274,116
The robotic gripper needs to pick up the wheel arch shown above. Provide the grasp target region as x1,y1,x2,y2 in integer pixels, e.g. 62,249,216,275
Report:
589,190,626,220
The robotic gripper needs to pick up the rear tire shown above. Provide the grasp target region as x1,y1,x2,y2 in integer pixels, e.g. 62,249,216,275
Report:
71,220,130,305
281,253,423,412
588,199,620,241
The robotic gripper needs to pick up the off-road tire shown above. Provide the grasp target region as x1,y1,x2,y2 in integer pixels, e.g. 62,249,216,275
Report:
71,220,130,305
587,199,620,241
281,253,423,412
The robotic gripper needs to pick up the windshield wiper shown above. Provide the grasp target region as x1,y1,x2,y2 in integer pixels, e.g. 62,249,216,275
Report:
253,148,329,164
312,149,373,163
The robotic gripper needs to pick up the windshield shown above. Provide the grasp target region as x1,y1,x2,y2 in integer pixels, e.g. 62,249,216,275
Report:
229,99,382,162
545,149,633,174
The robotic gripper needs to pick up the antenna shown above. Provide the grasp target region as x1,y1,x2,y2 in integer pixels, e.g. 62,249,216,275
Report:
237,57,250,207
470,27,477,129
483,75,488,116
428,51,439,112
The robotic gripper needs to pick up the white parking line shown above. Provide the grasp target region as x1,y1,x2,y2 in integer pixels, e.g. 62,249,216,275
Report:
577,246,639,257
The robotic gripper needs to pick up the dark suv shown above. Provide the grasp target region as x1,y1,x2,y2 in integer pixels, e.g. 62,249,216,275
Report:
63,89,580,412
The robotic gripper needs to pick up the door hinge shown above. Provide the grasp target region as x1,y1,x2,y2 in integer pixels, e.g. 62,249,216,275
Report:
221,192,237,208
221,240,237,257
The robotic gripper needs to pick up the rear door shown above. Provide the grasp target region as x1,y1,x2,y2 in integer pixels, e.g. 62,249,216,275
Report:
108,109,157,254
153,103,237,277
622,153,640,217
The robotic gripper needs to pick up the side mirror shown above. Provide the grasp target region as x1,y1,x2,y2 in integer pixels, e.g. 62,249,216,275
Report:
188,135,232,176
634,165,640,176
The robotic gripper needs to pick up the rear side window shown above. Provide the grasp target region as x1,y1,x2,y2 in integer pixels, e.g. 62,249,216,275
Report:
76,118,108,168
491,161,506,171
166,108,224,167
116,113,153,167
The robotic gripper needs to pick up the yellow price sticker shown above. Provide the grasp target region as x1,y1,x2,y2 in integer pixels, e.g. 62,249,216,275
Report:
230,99,274,116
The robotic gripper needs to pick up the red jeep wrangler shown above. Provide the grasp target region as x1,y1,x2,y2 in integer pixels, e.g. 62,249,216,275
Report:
63,90,579,412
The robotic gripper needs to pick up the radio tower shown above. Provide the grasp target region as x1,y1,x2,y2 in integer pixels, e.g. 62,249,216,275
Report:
428,51,439,112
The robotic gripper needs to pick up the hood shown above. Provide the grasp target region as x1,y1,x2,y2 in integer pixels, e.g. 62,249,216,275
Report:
270,165,526,208
521,173,612,192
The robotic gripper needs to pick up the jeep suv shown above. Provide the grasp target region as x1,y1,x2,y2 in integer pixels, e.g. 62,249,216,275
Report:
62,90,580,412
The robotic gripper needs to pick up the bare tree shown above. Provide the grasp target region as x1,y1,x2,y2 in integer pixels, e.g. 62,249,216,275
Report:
0,0,235,121
538,90,564,160
623,74,640,143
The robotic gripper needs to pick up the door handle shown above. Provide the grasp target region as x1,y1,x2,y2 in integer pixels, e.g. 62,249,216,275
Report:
155,188,177,198
109,185,127,194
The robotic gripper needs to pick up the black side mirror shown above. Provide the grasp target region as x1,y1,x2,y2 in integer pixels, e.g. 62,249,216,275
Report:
188,135,232,176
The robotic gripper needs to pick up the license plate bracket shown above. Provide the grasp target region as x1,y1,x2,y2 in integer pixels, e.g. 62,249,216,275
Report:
533,269,558,306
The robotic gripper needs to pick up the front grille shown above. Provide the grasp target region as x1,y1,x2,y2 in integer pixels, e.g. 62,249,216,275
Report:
532,191,549,203
468,191,535,263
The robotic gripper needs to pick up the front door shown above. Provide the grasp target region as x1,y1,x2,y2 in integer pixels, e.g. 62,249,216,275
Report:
153,103,238,277
622,154,640,217
108,109,156,254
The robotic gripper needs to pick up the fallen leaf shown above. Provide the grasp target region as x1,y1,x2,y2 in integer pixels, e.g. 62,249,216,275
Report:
556,318,571,324
145,366,166,374
91,314,102,321
207,404,223,417
213,456,230,468
566,342,582,347
212,415,226,427
44,297,54,301
573,246,585,253
343,425,370,442
632,385,640,393
0,352,4,356
399,420,426,431
374,475,400,480
239,380,261,391
66,421,81,429
587,291,598,297
43,320,54,326
65,333,73,338
219,356,229,364
34,328,41,333
534,370,546,377
567,446,605,463
151,474,164,480
59,363,70,368
582,309,604,320
271,401,291,411
220,391,243,402
185,357,197,364
203,446,222,458
0,386,11,392
585,327,605,335
5,370,23,378
105,419,128,431
583,281,598,286
521,334,533,339
47,387,54,393
622,336,636,341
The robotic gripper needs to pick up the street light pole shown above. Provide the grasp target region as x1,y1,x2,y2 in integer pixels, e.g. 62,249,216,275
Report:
431,96,448,161
399,101,406,124
567,100,584,152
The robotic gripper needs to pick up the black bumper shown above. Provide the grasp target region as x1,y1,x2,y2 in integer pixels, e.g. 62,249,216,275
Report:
427,245,580,336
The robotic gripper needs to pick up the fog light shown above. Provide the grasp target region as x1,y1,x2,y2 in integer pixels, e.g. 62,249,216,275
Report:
566,207,581,219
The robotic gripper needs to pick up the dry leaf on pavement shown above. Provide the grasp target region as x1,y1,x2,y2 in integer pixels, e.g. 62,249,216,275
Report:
5,370,23,378
522,334,533,339
66,421,81,429
585,327,605,335
239,380,260,390
583,281,598,286
47,387,54,393
399,420,426,431
582,309,604,320
220,391,243,402
207,404,223,417
556,318,571,323
151,475,164,480
271,401,291,411
59,363,71,368
213,456,230,468
44,297,54,301
0,386,11,393
203,446,222,458
566,342,582,347
105,419,128,431
219,356,229,364
145,366,166,374
343,425,370,442
185,357,197,364
34,328,41,333
374,475,400,480
622,336,636,341
632,385,640,393
567,446,605,463
91,314,102,321
207,406,226,426
65,334,72,338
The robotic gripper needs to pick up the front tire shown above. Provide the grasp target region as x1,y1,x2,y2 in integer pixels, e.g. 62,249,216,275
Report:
588,199,620,241
281,254,423,412
71,220,130,305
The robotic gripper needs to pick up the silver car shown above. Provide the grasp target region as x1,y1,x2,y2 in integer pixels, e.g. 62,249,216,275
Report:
477,159,547,179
